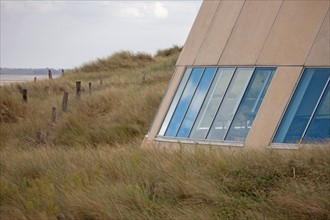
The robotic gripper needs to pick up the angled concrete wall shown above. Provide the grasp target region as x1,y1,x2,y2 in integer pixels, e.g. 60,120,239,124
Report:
176,1,220,66
305,11,330,66
195,0,244,65
219,0,282,65
256,1,329,66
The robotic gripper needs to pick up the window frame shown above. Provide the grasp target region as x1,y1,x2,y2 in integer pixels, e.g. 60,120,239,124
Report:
188,67,237,139
156,65,277,147
205,67,255,141
177,67,218,137
270,67,330,148
158,67,193,136
164,67,206,136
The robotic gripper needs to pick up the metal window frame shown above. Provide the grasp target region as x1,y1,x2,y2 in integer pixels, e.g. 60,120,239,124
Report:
222,67,256,141
157,67,192,136
270,67,330,147
174,67,207,136
206,67,255,141
188,67,236,139
224,67,276,141
203,67,238,140
165,67,205,136
300,76,330,143
156,65,280,147
177,67,219,137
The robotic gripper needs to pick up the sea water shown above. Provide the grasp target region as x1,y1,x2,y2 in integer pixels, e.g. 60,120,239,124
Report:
0,73,61,85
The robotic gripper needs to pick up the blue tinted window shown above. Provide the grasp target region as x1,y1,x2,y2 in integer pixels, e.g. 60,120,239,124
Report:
189,68,235,139
273,68,330,143
159,66,276,144
165,67,204,136
177,67,217,137
226,67,275,141
207,68,254,140
158,68,192,136
304,83,330,142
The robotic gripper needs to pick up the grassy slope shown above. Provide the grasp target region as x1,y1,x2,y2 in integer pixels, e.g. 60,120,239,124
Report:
0,46,329,219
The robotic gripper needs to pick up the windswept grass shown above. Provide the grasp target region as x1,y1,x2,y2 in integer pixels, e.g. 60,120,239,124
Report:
78,51,155,73
0,46,329,219
0,47,178,148
0,145,329,219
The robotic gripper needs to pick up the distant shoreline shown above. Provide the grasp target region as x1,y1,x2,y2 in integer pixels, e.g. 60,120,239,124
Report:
0,74,61,86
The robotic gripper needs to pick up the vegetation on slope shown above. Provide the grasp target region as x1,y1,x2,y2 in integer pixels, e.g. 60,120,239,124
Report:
0,46,329,219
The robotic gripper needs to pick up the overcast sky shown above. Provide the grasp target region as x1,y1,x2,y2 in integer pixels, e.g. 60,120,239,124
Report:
0,1,202,69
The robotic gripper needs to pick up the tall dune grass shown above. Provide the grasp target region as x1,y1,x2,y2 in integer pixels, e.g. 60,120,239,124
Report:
0,144,329,219
0,46,329,219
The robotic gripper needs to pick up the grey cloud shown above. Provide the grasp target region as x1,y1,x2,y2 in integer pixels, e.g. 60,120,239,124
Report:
0,1,202,68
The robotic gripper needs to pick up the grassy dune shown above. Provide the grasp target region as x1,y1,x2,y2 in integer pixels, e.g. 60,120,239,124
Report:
0,46,329,219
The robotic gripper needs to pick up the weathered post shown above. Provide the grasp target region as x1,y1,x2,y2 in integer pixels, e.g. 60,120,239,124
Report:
89,82,92,94
62,92,69,112
48,69,52,80
62,69,64,76
76,81,81,98
100,77,103,86
34,77,37,82
22,89,27,102
142,71,146,84
36,132,42,144
51,107,57,124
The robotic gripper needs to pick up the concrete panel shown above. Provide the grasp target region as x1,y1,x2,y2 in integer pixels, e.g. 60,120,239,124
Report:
305,11,330,66
194,0,244,65
219,1,282,65
147,66,186,140
176,1,220,66
257,1,329,66
245,66,303,148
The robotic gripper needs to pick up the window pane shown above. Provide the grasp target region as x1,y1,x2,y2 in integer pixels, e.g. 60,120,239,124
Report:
226,67,275,141
303,83,330,142
273,68,330,143
165,67,204,136
177,67,217,137
158,68,192,136
207,68,254,140
189,68,235,139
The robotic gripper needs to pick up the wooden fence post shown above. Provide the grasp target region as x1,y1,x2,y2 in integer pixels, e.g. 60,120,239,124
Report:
36,132,42,143
51,107,57,124
142,71,146,84
62,92,69,112
48,70,52,80
89,82,92,94
100,77,103,86
76,81,81,98
22,89,27,102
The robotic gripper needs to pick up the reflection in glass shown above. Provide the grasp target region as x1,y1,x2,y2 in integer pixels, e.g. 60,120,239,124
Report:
189,68,235,139
158,68,192,136
207,68,254,140
226,67,275,141
177,67,217,137
273,68,330,143
165,68,204,136
303,83,330,142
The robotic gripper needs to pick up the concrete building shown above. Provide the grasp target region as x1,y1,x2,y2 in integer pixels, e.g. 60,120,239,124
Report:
145,0,330,149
